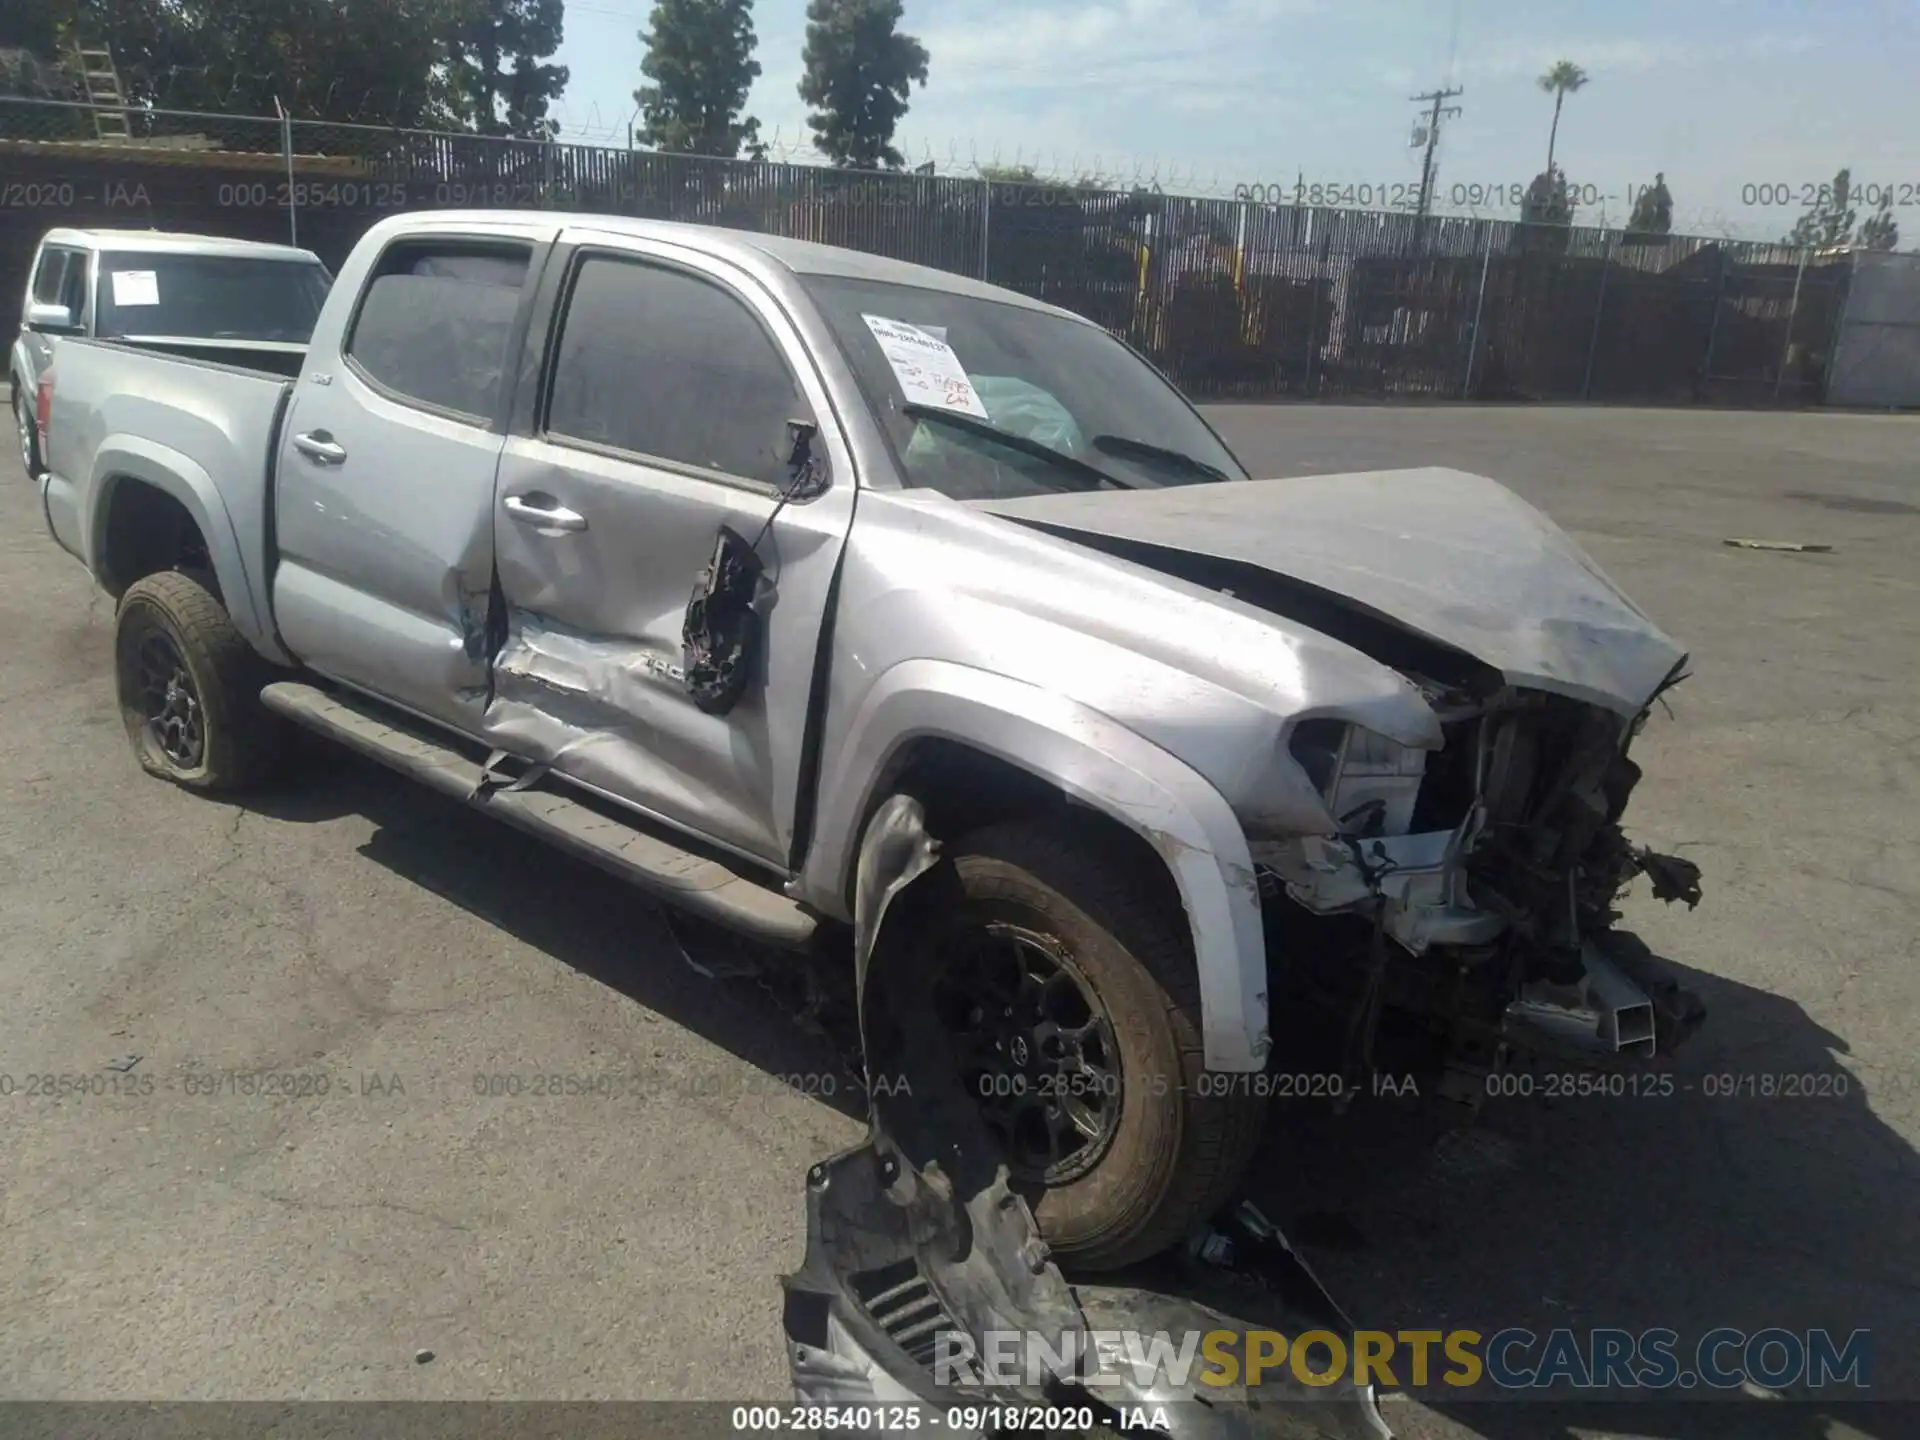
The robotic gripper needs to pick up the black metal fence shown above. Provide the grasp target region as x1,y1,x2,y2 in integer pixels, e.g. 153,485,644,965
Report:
1,95,1852,404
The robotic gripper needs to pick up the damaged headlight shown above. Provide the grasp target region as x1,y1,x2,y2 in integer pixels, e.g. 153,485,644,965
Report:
1288,719,1430,838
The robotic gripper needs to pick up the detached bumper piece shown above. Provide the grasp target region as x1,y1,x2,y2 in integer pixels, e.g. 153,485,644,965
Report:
783,1138,1394,1438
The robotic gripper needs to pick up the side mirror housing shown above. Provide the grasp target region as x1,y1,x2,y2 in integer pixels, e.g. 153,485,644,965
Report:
25,302,78,334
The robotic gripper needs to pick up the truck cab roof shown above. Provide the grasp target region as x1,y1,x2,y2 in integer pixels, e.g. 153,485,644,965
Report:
37,228,324,266
361,209,1087,324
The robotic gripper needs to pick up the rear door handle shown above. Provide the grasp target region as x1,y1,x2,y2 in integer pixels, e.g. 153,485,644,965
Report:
292,431,347,464
503,494,589,533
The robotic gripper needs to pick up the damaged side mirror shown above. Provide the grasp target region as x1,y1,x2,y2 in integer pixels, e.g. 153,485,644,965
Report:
679,420,828,716
681,525,765,716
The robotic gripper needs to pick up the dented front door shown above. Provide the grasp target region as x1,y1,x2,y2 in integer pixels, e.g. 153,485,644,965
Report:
484,237,856,867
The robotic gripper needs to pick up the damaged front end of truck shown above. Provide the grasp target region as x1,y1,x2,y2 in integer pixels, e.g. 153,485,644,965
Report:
779,469,1708,1435
981,466,1712,1105
1258,672,1706,1105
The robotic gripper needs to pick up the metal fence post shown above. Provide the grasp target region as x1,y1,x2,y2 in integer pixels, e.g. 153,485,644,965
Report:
1462,220,1494,398
1774,246,1810,403
979,176,992,282
1701,248,1728,388
1581,230,1617,400
1301,217,1321,396
274,97,296,247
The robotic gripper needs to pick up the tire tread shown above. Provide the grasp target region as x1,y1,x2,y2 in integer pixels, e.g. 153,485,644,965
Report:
117,570,282,791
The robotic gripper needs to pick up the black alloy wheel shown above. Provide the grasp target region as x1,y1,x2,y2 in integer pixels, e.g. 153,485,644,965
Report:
932,920,1124,1185
128,628,206,771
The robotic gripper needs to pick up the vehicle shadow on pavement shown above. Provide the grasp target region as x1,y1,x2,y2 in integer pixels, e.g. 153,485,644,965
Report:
231,744,1916,1437
229,736,871,1123
1245,962,1918,1438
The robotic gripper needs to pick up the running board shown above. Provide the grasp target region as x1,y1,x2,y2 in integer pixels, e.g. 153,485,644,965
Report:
259,681,817,950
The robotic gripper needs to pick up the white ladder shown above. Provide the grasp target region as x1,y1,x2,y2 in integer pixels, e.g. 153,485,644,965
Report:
72,43,131,140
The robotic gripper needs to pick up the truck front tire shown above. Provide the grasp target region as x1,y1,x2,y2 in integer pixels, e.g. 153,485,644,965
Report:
930,819,1266,1271
114,571,283,792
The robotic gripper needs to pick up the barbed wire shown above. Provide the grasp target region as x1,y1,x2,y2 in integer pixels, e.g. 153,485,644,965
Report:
0,81,1799,246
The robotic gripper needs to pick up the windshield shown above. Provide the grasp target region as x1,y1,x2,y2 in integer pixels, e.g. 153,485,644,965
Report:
94,252,332,344
802,275,1248,499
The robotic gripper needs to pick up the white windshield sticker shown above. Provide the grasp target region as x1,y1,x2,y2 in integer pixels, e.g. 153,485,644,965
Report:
861,314,988,418
110,270,161,306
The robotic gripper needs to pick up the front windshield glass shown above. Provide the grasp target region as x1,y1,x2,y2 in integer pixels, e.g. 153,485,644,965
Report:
802,275,1248,499
95,252,333,344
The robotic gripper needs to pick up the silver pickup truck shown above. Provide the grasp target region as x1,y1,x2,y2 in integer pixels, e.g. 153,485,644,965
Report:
13,227,331,478
34,209,1706,1274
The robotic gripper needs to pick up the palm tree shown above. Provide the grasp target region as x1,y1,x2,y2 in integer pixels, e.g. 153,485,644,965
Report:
1537,60,1589,172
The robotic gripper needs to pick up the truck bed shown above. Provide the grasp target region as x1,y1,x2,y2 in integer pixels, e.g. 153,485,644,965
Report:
40,335,293,658
56,334,306,384
104,336,308,379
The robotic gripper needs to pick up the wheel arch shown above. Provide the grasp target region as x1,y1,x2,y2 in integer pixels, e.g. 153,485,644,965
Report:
807,659,1271,1072
87,438,284,661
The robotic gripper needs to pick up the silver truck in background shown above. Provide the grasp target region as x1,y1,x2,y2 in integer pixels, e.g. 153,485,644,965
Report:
32,209,1707,1285
13,226,330,478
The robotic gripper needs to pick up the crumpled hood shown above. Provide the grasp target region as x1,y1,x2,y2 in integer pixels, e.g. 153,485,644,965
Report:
974,467,1687,717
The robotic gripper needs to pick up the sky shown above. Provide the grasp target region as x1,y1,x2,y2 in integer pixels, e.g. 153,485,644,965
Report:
550,0,1920,244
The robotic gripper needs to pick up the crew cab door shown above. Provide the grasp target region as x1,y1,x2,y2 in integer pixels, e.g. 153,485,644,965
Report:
484,234,857,868
271,222,552,733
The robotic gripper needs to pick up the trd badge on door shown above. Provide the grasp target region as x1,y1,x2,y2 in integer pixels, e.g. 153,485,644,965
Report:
643,653,687,685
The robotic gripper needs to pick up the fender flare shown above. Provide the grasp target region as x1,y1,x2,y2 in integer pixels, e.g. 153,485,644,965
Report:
88,435,283,660
810,658,1271,1072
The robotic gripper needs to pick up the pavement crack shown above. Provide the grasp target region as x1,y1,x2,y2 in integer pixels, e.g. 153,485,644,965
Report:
225,1181,473,1235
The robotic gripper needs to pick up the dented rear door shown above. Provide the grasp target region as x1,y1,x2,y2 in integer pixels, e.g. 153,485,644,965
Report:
484,233,856,867
273,222,553,732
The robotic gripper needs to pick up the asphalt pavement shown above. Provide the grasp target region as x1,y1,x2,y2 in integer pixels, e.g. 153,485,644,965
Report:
1,399,1914,1439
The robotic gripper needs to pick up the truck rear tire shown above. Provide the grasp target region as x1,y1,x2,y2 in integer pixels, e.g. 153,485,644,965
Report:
114,571,283,792
929,818,1266,1271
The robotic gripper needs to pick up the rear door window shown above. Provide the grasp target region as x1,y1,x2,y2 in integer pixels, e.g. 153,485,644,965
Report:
345,243,531,423
31,247,72,306
543,254,808,487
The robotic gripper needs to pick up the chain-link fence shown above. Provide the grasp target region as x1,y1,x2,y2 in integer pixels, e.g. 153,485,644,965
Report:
1,94,1853,404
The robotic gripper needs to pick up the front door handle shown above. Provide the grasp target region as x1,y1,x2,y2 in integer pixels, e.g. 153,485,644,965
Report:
292,430,347,465
503,494,589,533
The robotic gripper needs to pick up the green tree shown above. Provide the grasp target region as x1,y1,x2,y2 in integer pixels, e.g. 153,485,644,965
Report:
1537,59,1589,172
0,0,72,58
450,0,569,138
977,162,1112,194
1782,167,1901,251
1784,168,1858,249
798,0,928,170
1626,171,1673,238
635,0,765,158
1857,192,1899,252
0,0,79,101
1514,164,1576,253
26,0,464,127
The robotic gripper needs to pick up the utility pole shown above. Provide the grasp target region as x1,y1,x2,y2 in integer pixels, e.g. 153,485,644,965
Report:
1410,85,1463,226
